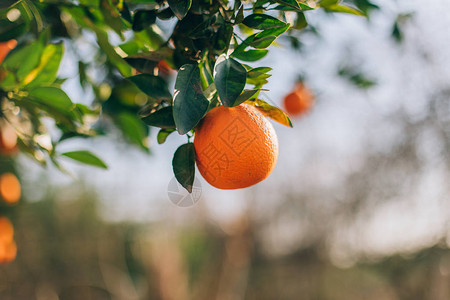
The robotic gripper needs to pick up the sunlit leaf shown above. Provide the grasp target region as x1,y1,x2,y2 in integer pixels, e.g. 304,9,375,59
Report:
246,98,293,127
157,128,176,144
61,150,108,169
24,42,64,87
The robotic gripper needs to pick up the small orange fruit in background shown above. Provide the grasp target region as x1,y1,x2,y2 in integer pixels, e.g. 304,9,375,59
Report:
0,217,17,264
0,123,18,156
283,82,314,117
0,217,14,244
0,39,17,65
0,173,21,204
194,103,278,189
0,240,17,263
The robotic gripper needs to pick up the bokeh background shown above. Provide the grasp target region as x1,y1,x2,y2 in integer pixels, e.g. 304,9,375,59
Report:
2,0,450,299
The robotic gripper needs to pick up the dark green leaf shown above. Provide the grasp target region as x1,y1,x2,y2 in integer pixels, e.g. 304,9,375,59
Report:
173,64,209,135
172,143,195,193
132,10,157,31
141,106,176,128
157,128,176,144
233,89,260,106
124,58,157,73
168,0,192,20
127,74,172,101
0,19,27,42
243,14,287,30
235,5,244,24
61,150,108,169
213,55,247,107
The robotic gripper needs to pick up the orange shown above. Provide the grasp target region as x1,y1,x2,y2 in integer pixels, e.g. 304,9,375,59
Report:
0,123,18,155
0,217,14,244
194,103,278,189
0,39,17,65
0,240,17,264
0,173,21,204
283,82,314,117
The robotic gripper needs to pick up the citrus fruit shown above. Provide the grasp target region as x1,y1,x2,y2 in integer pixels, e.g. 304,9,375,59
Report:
0,240,17,264
0,39,17,65
0,217,14,244
194,103,278,189
0,123,18,156
0,173,21,204
283,82,314,117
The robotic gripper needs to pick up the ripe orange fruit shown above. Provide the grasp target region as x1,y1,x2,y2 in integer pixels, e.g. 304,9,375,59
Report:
0,173,21,204
194,103,278,189
0,39,17,65
0,123,18,156
283,82,314,117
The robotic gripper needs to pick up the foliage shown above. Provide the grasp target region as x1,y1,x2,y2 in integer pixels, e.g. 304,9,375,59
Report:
0,0,375,190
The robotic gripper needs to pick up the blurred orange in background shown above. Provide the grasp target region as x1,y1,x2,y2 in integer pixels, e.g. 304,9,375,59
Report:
0,123,18,156
0,173,21,204
0,39,17,64
0,217,16,264
283,82,315,117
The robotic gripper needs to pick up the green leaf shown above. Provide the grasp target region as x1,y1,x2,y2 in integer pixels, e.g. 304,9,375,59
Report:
28,87,75,117
213,55,247,107
247,98,293,127
2,41,44,83
173,64,209,135
232,49,268,62
234,5,244,24
242,14,287,30
141,106,176,128
157,128,176,144
294,12,308,30
117,112,148,150
322,4,365,16
0,19,27,42
247,67,272,78
127,74,172,101
172,143,195,193
273,0,315,11
132,10,157,31
233,89,260,107
23,42,64,87
168,0,192,20
61,150,108,169
100,0,126,39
